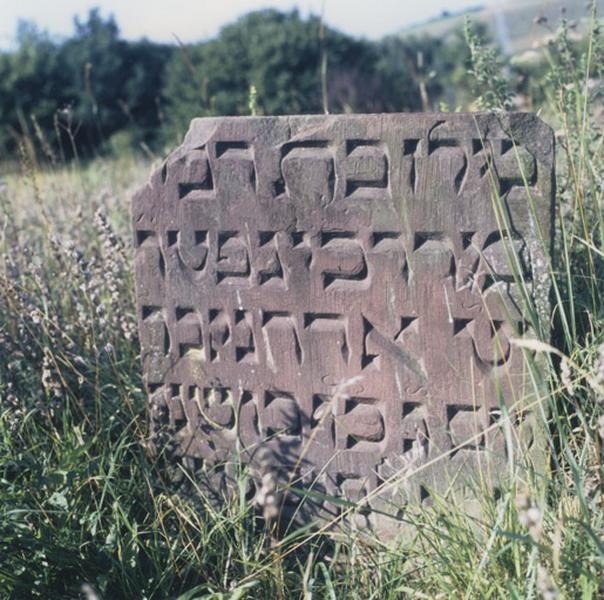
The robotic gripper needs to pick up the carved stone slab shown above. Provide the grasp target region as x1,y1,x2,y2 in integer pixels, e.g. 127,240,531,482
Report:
132,113,553,528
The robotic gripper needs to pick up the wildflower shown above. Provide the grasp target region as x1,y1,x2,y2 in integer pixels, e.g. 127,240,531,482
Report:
256,469,281,522
537,564,560,600
262,490,279,521
597,415,604,440
80,583,102,600
104,343,114,355
41,353,62,399
560,357,574,396
596,344,604,384
516,492,542,541
590,343,604,404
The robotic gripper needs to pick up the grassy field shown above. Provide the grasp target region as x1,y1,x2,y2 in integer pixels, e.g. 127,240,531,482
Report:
0,18,603,600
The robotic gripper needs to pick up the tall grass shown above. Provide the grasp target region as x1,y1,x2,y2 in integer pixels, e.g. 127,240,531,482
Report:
1,13,603,600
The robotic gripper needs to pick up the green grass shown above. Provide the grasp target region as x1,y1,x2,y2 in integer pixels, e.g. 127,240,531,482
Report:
1,16,603,600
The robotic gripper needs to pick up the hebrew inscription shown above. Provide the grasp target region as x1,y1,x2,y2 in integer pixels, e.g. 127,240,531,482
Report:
133,113,553,529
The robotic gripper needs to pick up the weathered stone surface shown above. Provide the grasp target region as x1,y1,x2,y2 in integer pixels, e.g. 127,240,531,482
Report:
132,113,554,529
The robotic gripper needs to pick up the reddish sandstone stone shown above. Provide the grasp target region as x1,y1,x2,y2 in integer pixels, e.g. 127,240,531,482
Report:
132,113,554,530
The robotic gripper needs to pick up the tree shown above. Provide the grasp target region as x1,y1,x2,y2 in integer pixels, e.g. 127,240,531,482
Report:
0,21,67,157
0,7,489,162
0,10,172,160
162,9,390,141
58,9,171,154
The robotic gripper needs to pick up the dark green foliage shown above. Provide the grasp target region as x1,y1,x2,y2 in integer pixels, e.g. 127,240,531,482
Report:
375,26,477,112
0,22,68,155
57,10,172,154
161,9,422,141
0,10,172,159
0,8,479,160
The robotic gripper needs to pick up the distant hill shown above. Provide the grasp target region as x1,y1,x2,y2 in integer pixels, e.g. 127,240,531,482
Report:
399,0,604,54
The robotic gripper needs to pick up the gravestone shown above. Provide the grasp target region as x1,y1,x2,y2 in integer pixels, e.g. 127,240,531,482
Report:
132,113,553,530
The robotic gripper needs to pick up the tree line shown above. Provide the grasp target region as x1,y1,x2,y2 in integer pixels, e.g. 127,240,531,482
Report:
0,8,488,161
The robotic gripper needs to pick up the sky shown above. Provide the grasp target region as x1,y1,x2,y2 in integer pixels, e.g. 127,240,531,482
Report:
0,0,488,48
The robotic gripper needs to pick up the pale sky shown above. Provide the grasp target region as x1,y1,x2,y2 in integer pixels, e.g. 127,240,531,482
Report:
0,0,487,48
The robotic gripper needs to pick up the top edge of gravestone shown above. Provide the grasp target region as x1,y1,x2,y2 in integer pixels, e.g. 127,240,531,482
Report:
185,111,547,124
183,112,553,165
